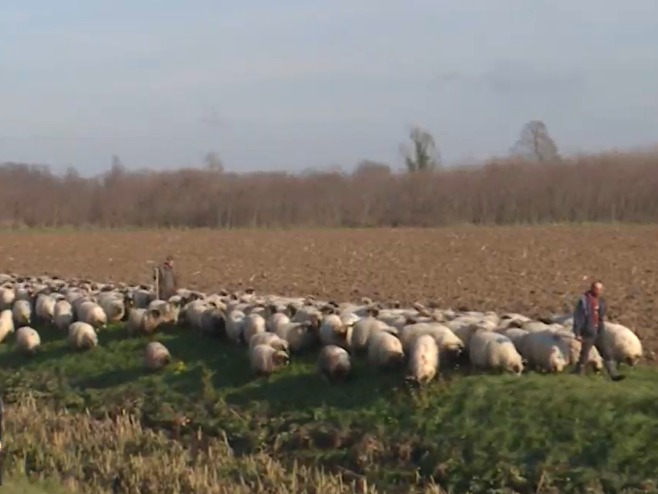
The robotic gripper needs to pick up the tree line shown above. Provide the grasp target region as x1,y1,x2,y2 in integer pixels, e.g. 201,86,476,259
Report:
0,121,656,228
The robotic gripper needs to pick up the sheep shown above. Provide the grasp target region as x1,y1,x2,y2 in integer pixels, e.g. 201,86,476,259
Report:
242,313,267,343
0,309,15,343
274,321,321,354
77,301,108,329
319,313,359,350
266,312,291,334
317,345,352,383
517,330,568,373
226,310,246,344
127,308,147,336
12,299,32,326
181,300,209,330
249,343,290,377
248,332,290,353
522,321,552,333
469,330,524,375
15,326,41,356
406,334,440,386
400,322,464,364
33,293,56,324
351,317,397,353
496,327,529,349
68,321,98,351
199,307,226,338
144,341,172,371
550,330,604,372
97,292,130,323
0,287,15,311
601,322,644,367
367,331,405,370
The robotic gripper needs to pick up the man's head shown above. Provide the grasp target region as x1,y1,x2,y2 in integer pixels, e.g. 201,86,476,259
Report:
165,254,175,266
590,281,604,297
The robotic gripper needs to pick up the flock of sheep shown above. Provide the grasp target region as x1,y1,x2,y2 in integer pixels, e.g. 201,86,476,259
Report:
0,273,645,385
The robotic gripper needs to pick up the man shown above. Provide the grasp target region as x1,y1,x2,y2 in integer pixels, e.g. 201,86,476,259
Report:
572,280,625,381
154,254,178,301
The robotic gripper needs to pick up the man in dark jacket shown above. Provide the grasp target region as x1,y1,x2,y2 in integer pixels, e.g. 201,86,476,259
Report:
572,281,625,381
154,254,178,301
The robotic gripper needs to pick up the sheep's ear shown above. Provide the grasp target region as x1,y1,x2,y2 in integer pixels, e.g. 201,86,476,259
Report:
245,288,255,295
405,317,417,326
150,309,161,319
367,307,380,318
287,304,298,317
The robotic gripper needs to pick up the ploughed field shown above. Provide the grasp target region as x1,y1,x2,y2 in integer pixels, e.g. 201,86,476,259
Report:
1,225,658,494
1,225,657,354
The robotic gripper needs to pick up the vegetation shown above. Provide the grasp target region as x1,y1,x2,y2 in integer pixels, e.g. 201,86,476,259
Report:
2,146,658,228
1,322,657,493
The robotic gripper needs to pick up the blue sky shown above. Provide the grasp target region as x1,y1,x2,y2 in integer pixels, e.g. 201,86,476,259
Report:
2,0,658,175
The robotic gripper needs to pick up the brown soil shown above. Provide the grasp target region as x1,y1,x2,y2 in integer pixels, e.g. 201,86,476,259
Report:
1,225,655,353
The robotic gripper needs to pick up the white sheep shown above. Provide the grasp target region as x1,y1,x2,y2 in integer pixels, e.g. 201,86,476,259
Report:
497,327,529,349
15,326,41,356
266,312,291,334
274,321,320,354
367,331,405,370
406,334,439,385
350,317,396,353
317,345,352,383
319,313,359,350
144,341,172,370
0,309,15,343
68,321,98,351
0,287,15,311
469,330,524,375
248,332,290,353
77,301,108,329
12,299,32,326
550,330,604,372
242,313,266,343
35,293,57,324
54,299,74,331
199,307,226,338
249,343,290,376
400,322,464,363
601,322,643,366
226,310,246,344
97,292,128,323
517,330,568,373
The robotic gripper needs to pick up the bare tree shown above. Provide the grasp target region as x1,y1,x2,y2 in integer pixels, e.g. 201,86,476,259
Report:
510,120,560,162
204,151,224,172
401,126,441,173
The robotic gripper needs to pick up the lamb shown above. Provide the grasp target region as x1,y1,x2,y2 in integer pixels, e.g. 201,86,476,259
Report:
367,331,405,370
12,299,32,326
199,307,226,338
127,308,147,336
97,292,130,323
469,330,524,375
317,345,352,383
406,334,439,386
0,309,15,343
248,332,290,353
68,322,98,351
15,326,41,356
249,343,290,376
144,341,172,371
266,312,291,334
600,322,643,366
517,330,568,373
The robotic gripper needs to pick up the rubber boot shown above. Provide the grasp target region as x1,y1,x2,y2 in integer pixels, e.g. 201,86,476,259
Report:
604,360,626,382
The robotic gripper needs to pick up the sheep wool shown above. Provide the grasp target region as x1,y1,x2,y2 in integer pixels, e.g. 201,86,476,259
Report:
248,332,290,354
518,330,568,373
12,300,32,326
367,331,405,369
0,309,15,343
317,344,352,383
16,326,41,356
242,313,267,343
602,322,644,366
469,330,524,375
249,343,290,376
54,300,74,331
144,341,172,370
68,321,98,351
406,334,439,385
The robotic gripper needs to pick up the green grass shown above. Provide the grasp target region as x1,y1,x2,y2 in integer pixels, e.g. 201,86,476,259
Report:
1,322,657,493
1,476,73,494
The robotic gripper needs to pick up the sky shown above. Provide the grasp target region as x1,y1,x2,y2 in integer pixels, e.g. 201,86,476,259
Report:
2,0,658,176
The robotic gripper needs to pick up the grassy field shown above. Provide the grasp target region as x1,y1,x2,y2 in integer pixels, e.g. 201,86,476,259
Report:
1,320,657,494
